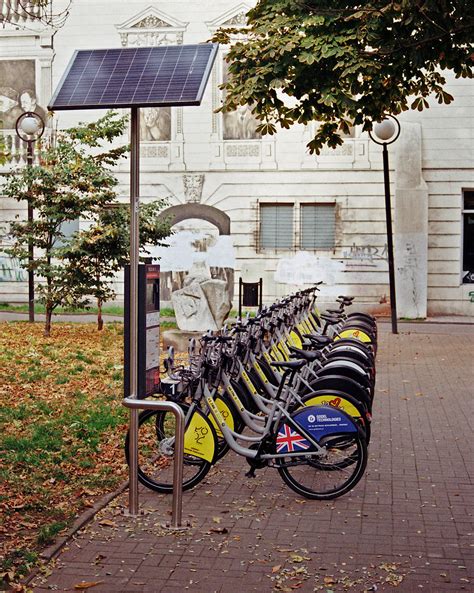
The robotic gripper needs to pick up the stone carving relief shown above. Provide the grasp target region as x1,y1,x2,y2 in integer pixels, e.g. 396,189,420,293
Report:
318,143,354,157
150,220,235,332
183,174,205,203
225,144,260,158
171,256,232,332
140,107,171,142
122,32,182,47
140,145,169,158
134,16,170,28
116,7,187,47
221,12,248,27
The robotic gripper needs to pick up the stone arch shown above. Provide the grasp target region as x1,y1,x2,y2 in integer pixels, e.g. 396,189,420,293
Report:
158,204,230,235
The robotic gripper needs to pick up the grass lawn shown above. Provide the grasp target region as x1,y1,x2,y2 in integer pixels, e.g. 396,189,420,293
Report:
0,322,130,584
0,304,178,318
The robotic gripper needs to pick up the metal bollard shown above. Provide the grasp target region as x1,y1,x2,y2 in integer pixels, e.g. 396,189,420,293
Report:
122,398,185,527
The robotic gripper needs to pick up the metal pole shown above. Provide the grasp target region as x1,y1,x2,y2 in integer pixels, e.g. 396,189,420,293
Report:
128,107,140,514
26,141,34,323
238,277,242,319
382,143,398,334
123,398,185,527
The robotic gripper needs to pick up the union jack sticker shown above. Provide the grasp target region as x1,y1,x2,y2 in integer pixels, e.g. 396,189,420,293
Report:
276,424,310,453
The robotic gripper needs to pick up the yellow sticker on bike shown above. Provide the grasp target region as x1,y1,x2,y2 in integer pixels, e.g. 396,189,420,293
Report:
336,329,372,343
304,394,361,419
226,384,245,412
184,412,216,463
208,396,234,438
241,370,258,396
289,330,303,349
253,361,269,384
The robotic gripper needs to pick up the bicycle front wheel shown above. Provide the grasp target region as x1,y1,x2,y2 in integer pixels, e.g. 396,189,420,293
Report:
124,407,213,494
276,432,367,500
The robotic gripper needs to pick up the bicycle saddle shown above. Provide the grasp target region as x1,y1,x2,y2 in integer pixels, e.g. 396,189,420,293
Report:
288,345,322,362
270,359,307,371
320,313,341,324
303,334,331,344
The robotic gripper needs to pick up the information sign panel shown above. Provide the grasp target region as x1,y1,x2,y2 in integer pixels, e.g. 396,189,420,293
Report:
124,264,160,398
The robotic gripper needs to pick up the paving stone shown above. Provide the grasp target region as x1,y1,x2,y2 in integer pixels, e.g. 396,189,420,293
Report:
29,324,474,593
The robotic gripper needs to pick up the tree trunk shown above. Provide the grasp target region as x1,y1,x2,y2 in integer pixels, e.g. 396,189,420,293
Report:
44,305,52,337
97,299,103,331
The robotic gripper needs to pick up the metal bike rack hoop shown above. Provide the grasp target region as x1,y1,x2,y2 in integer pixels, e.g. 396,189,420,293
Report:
122,398,185,528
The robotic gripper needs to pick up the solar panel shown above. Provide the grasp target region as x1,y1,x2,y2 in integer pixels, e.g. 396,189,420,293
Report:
48,44,219,110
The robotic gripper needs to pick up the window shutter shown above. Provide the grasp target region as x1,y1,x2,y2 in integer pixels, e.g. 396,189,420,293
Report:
260,205,293,249
301,204,335,249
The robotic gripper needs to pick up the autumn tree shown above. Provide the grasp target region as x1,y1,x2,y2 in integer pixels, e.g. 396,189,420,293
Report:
61,201,171,331
2,112,129,336
214,0,474,153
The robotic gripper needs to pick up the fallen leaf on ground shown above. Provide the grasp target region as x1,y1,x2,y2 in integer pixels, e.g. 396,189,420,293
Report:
209,527,228,534
98,519,116,527
74,581,104,590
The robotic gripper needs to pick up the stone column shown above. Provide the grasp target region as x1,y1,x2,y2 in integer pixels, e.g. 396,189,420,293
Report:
394,122,429,318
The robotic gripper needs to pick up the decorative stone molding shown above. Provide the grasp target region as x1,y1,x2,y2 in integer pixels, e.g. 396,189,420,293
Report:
221,12,248,27
226,144,260,158
301,124,370,169
116,7,186,171
121,31,181,47
319,144,354,157
116,6,187,47
205,3,252,33
207,6,276,171
183,174,205,203
140,144,169,159
135,16,171,29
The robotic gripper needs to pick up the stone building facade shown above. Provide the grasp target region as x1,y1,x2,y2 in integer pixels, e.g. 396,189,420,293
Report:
1,0,473,316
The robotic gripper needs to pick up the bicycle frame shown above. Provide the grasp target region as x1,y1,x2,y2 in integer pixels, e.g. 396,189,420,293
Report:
203,381,329,460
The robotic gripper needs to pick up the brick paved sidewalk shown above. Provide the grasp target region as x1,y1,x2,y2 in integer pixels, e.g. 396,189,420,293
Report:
30,325,473,593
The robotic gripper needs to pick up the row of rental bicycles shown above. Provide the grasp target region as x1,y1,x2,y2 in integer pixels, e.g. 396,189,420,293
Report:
125,284,377,500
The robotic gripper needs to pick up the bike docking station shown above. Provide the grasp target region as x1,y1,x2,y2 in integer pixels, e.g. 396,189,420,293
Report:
49,43,219,527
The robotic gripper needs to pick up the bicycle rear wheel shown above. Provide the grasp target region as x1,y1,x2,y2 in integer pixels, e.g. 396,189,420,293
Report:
124,407,214,494
276,432,367,500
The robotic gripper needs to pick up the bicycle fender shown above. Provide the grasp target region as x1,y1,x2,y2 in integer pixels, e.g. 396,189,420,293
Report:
336,328,373,344
302,393,363,420
277,406,359,452
293,406,359,443
184,409,217,463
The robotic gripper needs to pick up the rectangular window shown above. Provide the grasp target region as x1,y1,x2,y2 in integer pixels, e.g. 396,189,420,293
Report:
300,203,336,249
56,219,80,248
260,204,293,249
462,190,474,283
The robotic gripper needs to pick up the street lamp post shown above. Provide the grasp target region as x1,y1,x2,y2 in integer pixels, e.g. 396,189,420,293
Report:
15,112,45,323
369,116,401,335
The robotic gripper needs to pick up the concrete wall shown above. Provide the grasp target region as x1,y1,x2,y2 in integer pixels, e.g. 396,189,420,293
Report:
1,0,473,315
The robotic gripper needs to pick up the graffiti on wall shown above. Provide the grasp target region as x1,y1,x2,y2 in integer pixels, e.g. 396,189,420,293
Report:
342,243,388,268
0,255,27,282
